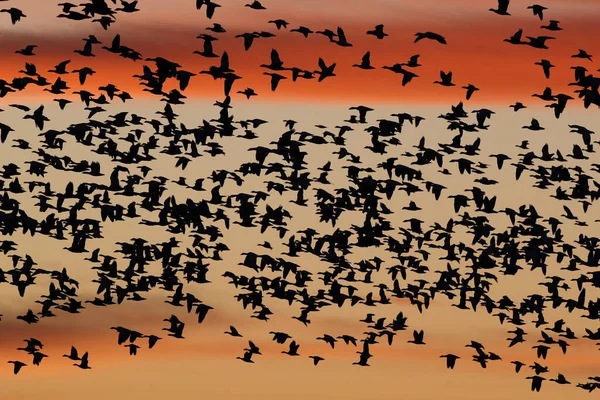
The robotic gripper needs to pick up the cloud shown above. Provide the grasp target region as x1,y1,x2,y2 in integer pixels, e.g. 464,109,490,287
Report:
0,15,597,104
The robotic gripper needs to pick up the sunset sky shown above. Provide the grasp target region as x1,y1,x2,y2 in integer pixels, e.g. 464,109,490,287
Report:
1,0,599,103
0,0,599,399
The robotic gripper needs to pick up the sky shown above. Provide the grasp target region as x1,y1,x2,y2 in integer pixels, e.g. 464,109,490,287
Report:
1,0,599,103
0,0,599,399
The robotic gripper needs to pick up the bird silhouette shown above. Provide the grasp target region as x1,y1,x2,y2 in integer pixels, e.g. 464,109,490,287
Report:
0,2,595,397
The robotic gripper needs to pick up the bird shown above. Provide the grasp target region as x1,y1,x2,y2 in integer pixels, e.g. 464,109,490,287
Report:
510,102,527,112
125,344,140,356
333,27,352,47
282,341,300,356
74,352,91,369
245,1,266,10
440,354,460,369
366,24,388,39
462,84,479,100
23,106,50,130
309,355,324,365
63,346,80,361
534,59,555,79
490,0,511,15
268,19,289,30
434,71,455,87
0,2,595,397
225,326,243,337
237,87,257,99
260,49,285,71
526,375,546,392
353,52,375,70
541,20,562,31
415,32,447,44
408,330,426,345
264,72,286,92
528,4,547,20
572,49,593,61
314,58,336,82
31,352,48,366
206,23,226,33
290,26,313,38
15,45,37,56
7,361,26,375
235,32,259,51
197,0,221,19
349,106,373,124
505,29,524,45
237,349,255,363
522,118,544,131
144,335,162,349
550,374,571,385
1,7,26,24
511,361,526,373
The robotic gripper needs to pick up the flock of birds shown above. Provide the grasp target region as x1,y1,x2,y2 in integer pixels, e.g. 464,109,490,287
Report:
0,0,599,395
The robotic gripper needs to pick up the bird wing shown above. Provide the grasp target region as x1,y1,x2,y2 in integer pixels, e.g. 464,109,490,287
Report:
337,27,347,42
271,49,281,64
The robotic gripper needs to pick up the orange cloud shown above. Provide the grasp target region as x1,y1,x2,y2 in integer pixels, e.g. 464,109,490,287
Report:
0,15,597,105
